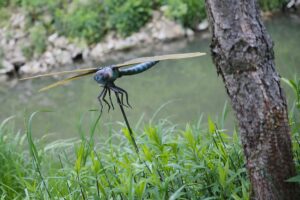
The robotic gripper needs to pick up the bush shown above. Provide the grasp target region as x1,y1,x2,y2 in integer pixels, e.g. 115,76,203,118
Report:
22,24,47,59
105,0,153,37
163,0,206,28
54,0,106,44
258,0,286,11
0,0,9,7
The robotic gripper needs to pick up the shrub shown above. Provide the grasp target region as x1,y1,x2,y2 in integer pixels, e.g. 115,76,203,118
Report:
28,24,47,56
258,0,286,11
0,0,9,7
163,0,206,28
105,0,153,37
54,0,106,44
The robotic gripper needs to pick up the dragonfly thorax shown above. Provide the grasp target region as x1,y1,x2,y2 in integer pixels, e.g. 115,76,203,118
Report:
94,67,120,85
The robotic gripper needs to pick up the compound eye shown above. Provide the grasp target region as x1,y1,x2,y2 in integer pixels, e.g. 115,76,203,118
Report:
94,74,101,82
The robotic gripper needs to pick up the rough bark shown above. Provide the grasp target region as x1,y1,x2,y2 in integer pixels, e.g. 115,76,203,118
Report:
204,0,299,199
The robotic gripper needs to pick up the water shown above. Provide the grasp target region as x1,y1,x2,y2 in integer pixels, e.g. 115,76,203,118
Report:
0,14,299,140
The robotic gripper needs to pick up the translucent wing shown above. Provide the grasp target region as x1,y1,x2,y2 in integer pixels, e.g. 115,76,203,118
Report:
20,68,98,80
38,71,96,92
114,52,206,68
21,52,206,92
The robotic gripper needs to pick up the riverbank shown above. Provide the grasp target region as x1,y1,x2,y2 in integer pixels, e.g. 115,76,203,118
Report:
0,10,208,80
0,0,298,81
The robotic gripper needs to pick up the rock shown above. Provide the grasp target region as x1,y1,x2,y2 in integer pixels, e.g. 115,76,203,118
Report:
0,74,7,82
185,28,195,38
134,31,152,43
66,44,83,59
82,48,90,61
197,19,209,31
11,51,26,65
151,16,185,41
287,0,300,8
10,13,26,29
53,36,69,49
90,44,105,60
14,29,27,40
114,37,137,51
8,39,16,48
53,49,73,65
41,51,56,67
48,33,59,44
1,60,14,71
19,61,41,74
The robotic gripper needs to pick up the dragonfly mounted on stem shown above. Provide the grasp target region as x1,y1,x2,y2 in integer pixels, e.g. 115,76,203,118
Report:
21,52,206,153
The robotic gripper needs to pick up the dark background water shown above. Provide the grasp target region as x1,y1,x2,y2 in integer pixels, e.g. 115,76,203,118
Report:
0,14,299,140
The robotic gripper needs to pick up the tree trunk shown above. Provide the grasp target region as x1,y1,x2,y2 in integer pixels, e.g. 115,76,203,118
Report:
204,0,299,199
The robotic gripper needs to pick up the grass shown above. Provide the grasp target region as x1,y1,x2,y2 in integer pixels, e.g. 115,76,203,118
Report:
0,114,299,199
0,78,299,199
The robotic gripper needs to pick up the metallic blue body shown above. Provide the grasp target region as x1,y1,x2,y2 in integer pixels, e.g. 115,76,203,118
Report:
119,61,159,76
94,61,159,86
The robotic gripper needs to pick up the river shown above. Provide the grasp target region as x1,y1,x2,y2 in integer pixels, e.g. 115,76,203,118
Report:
0,14,299,140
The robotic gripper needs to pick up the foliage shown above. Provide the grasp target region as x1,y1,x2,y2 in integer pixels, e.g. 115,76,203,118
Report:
54,0,106,44
0,0,9,7
162,0,206,28
0,117,30,198
0,113,251,199
282,77,300,109
258,0,286,11
105,0,153,37
21,24,47,59
0,8,10,27
30,24,47,54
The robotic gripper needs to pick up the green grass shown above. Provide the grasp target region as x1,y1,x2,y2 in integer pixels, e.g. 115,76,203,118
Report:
0,108,299,199
0,77,299,199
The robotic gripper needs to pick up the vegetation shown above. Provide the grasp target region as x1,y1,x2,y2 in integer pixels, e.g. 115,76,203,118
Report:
0,0,287,45
0,77,299,199
259,0,286,11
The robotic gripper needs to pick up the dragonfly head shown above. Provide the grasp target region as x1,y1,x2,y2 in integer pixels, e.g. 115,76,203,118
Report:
94,67,119,85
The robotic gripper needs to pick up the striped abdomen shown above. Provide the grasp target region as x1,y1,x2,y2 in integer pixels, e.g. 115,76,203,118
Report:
119,61,159,76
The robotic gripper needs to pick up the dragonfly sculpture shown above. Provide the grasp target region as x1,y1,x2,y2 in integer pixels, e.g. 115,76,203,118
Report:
21,52,206,153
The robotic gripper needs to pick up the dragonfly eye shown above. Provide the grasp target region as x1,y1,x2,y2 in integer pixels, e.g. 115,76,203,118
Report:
94,74,102,83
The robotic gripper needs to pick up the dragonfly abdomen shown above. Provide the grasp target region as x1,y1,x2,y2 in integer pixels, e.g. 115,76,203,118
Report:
119,61,159,76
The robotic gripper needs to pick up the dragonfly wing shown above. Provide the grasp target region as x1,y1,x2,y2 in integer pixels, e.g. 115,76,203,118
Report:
20,68,98,80
39,70,95,92
114,52,206,68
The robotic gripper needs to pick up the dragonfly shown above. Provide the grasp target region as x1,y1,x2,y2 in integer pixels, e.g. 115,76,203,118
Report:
21,52,206,112
21,52,206,153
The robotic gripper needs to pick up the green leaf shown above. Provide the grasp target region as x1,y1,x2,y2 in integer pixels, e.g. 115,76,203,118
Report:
208,116,216,133
169,185,185,200
286,175,300,183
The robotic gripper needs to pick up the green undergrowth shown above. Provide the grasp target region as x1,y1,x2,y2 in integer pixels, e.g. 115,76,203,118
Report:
0,114,251,199
0,114,299,199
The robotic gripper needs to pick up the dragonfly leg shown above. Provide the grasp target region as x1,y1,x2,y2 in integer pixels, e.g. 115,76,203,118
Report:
97,87,106,113
102,87,111,112
110,86,128,108
108,88,114,110
113,85,132,108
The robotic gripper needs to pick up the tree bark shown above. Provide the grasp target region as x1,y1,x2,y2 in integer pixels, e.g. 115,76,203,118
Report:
204,0,299,199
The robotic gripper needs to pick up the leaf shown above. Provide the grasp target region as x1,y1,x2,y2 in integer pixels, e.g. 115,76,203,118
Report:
169,185,185,200
286,174,300,183
281,78,298,95
208,116,216,134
